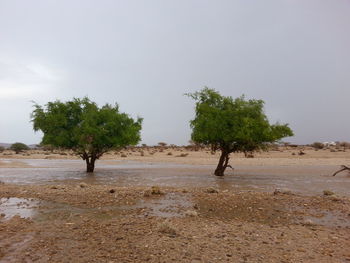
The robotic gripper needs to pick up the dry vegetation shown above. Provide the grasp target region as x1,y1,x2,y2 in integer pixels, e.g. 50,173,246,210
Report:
2,144,350,167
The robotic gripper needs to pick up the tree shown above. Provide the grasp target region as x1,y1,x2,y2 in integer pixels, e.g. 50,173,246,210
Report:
31,97,142,172
10,142,29,154
187,88,293,176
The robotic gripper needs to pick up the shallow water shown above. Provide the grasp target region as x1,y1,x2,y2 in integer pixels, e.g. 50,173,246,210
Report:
0,193,192,222
0,159,349,196
0,198,39,220
129,193,192,218
303,210,350,228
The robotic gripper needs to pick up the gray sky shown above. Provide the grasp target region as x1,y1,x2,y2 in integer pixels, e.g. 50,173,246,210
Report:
0,0,349,145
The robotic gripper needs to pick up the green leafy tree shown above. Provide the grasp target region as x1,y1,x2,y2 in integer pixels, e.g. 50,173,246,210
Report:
31,97,142,172
10,142,29,154
187,88,293,176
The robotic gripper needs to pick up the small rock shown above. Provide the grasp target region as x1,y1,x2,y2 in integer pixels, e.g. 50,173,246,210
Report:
303,219,315,226
151,186,164,195
273,188,292,195
158,222,177,237
184,210,198,217
50,186,58,189
0,213,5,217
109,189,115,193
206,187,219,194
323,190,335,196
79,183,88,188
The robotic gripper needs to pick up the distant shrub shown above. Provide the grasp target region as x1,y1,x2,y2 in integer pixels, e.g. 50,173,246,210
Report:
244,152,254,158
177,153,189,157
41,144,56,152
10,142,29,154
311,142,324,149
267,143,280,151
0,146,4,153
339,141,350,149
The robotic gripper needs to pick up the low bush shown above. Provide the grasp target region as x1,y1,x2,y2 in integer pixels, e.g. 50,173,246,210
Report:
10,142,29,154
311,142,324,149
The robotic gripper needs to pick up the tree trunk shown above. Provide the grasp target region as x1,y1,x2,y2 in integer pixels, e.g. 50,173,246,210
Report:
214,150,230,176
85,157,96,173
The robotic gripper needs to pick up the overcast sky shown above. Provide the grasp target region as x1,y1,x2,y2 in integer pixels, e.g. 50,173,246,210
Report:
0,0,349,145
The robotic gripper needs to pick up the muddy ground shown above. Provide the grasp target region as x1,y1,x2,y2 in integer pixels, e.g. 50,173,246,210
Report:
1,183,350,263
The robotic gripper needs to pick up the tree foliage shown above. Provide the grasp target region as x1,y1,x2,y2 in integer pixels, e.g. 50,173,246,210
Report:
10,142,29,154
187,88,293,176
31,97,142,172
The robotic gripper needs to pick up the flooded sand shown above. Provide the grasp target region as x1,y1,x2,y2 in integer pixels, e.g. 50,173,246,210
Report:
0,159,349,196
0,183,349,262
0,191,192,223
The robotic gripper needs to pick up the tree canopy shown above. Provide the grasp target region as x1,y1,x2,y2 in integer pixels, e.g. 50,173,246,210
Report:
187,88,293,176
31,97,142,172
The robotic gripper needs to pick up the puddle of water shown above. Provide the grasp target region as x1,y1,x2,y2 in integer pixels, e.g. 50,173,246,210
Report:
303,210,350,228
127,193,193,218
0,193,192,222
0,198,40,220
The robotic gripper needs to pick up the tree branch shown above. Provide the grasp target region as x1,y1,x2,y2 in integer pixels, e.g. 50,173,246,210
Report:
332,165,350,176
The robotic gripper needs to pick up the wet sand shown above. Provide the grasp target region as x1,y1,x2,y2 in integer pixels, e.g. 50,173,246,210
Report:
1,184,350,263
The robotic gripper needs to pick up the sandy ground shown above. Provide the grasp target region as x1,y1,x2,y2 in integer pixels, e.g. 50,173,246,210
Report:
1,146,350,167
1,147,350,262
0,184,349,263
